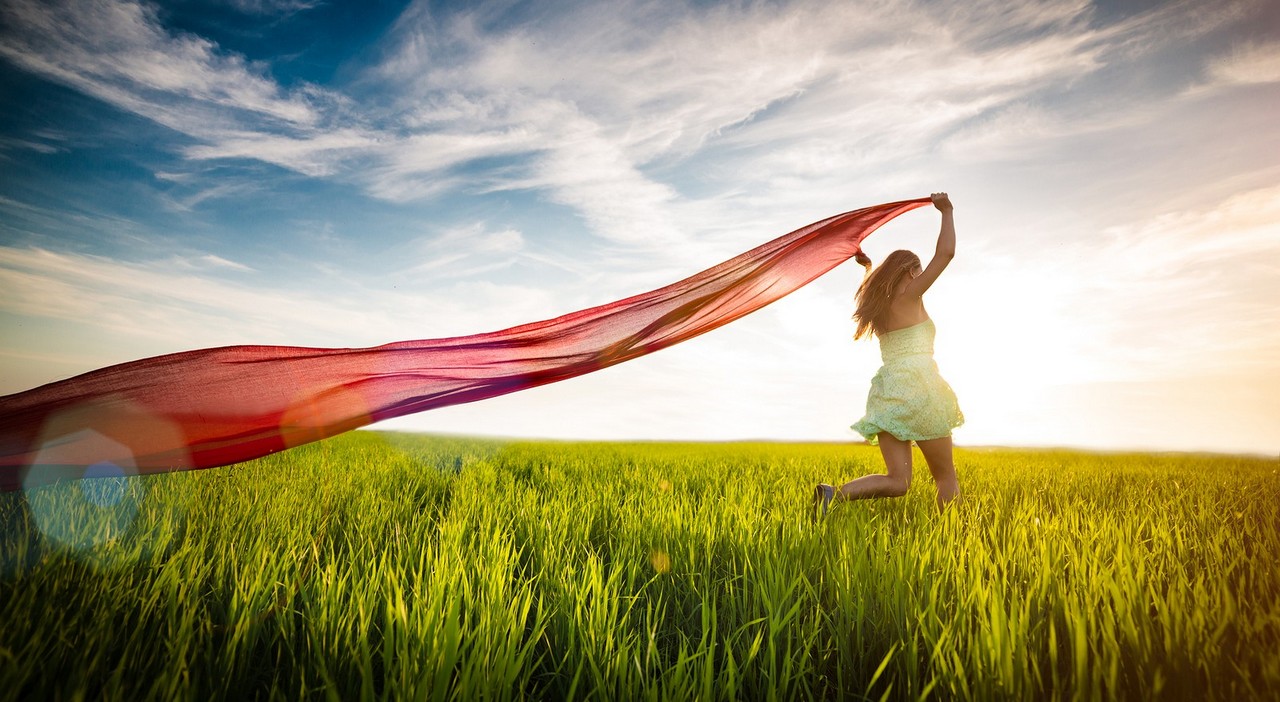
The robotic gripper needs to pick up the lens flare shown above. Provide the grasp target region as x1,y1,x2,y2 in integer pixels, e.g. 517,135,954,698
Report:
650,549,671,574
26,429,139,552
81,461,128,507
19,396,188,554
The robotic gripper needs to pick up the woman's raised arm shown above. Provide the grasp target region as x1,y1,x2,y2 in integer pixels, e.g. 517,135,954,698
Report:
903,192,955,298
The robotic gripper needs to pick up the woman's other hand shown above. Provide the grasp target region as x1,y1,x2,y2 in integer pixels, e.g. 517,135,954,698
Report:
931,192,953,213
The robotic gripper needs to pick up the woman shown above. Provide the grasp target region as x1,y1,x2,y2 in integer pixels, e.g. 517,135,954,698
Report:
815,192,964,515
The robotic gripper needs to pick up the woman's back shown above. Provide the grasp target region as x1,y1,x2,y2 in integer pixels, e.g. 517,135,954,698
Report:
879,295,929,334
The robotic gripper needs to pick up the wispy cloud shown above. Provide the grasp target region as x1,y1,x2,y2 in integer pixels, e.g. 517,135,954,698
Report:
350,0,1151,251
401,223,524,279
1093,184,1280,347
0,0,331,135
0,136,64,155
224,0,322,16
1205,40,1280,86
1012,184,1280,380
2,0,1263,253
188,253,256,272
0,242,574,360
182,128,382,176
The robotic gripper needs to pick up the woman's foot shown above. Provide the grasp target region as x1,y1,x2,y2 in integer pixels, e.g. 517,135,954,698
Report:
813,483,835,519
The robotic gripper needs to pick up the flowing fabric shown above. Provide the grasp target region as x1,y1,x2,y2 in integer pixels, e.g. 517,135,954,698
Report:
0,198,929,490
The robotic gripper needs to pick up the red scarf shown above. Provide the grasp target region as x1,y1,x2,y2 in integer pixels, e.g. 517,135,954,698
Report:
0,198,928,490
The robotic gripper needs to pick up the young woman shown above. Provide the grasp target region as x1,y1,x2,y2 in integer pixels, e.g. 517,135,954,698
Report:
815,192,964,515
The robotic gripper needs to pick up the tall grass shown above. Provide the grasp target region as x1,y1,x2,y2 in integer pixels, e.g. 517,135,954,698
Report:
1,433,1276,700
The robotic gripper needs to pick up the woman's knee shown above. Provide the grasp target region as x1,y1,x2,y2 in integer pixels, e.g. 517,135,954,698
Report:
885,473,911,497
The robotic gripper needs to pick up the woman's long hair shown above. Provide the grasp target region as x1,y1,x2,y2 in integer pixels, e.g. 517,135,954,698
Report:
853,249,921,340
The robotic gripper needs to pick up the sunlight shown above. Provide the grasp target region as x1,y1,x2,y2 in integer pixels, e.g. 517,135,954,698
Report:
928,264,1105,447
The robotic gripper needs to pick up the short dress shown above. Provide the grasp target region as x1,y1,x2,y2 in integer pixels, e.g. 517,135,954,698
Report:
851,318,964,445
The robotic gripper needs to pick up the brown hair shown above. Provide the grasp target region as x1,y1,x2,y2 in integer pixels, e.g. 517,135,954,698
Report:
853,249,921,340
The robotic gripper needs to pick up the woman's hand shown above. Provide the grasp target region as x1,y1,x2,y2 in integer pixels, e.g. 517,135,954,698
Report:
854,252,872,269
931,192,953,213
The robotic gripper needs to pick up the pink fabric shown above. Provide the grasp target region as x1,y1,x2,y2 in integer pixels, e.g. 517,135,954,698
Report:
0,198,929,490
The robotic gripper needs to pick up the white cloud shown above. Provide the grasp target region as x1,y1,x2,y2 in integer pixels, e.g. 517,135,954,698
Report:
515,105,685,247
1206,41,1280,86
2,0,1259,252
224,0,321,16
359,126,540,201
354,0,1153,251
401,223,525,278
196,254,256,272
0,0,333,140
1048,184,1280,379
0,243,576,368
183,128,383,176
0,136,64,154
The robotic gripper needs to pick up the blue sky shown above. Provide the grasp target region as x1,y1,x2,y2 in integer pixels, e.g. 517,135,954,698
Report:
1,0,1277,455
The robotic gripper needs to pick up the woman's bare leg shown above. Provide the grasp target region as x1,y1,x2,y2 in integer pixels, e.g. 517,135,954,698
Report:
917,436,961,511
837,432,913,500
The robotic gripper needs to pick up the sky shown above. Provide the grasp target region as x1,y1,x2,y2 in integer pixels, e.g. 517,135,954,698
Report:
0,0,1277,457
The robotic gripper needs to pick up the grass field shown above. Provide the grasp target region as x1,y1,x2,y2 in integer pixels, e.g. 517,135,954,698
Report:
1,432,1277,700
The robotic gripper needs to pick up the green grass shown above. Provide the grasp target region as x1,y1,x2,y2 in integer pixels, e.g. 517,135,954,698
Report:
1,432,1277,700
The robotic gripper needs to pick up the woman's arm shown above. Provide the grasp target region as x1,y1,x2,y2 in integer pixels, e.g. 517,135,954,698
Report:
903,192,955,298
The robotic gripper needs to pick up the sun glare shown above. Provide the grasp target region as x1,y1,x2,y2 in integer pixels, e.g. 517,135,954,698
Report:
929,265,1104,446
